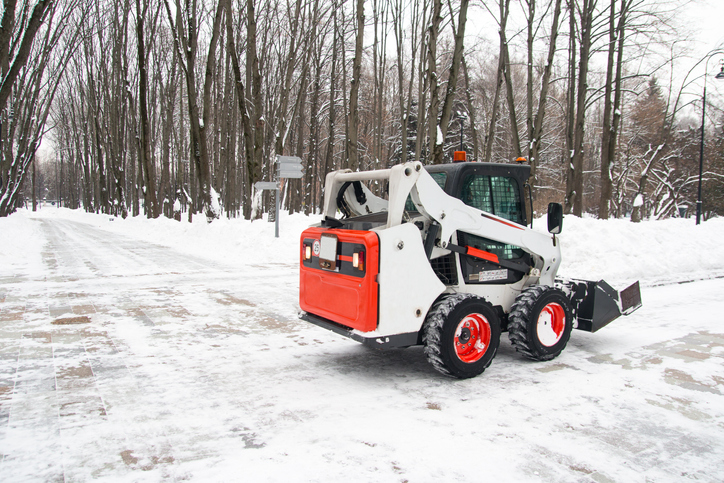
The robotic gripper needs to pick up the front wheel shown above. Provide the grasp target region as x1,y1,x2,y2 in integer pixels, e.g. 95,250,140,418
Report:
508,286,573,361
422,293,501,379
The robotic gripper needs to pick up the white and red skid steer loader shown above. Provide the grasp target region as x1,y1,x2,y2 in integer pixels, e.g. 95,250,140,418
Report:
299,159,641,378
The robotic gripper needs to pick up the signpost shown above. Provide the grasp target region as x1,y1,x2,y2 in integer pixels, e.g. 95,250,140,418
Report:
255,155,303,238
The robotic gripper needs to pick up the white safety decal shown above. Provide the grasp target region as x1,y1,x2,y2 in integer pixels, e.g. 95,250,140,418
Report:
313,240,321,257
479,269,508,282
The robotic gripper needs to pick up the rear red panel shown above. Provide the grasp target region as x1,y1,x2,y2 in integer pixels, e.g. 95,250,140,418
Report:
299,227,380,332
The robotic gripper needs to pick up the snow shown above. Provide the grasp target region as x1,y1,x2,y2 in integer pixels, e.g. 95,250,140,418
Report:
249,188,265,220
1,207,724,482
436,125,443,146
208,186,221,219
634,193,644,207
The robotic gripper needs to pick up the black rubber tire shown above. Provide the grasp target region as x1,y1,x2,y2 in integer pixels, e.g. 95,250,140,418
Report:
422,293,501,379
508,285,573,361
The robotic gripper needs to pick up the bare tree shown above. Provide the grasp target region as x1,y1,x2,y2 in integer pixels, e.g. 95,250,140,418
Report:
1,0,86,217
570,0,597,217
163,0,223,221
528,0,564,192
484,0,510,164
0,0,54,113
599,0,629,219
426,0,443,164
432,0,469,164
136,0,160,218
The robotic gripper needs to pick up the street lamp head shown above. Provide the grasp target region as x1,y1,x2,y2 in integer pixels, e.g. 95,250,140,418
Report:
716,66,724,79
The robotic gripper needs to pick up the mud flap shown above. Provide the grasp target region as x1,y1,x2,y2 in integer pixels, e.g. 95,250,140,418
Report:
574,280,641,333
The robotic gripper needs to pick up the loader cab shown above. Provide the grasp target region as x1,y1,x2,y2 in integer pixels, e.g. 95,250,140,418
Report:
424,162,532,287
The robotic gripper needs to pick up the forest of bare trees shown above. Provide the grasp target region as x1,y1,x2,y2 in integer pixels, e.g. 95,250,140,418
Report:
2,0,724,222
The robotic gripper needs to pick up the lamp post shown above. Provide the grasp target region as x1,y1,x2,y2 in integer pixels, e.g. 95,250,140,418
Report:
696,60,724,225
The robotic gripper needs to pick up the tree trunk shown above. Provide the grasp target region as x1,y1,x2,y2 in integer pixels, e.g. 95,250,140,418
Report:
529,0,563,192
306,0,323,214
485,0,510,164
136,0,159,218
564,0,576,214
322,0,339,189
599,0,616,219
571,0,594,217
433,0,469,165
394,0,407,164
32,153,36,211
503,38,521,158
224,0,255,219
526,0,535,164
461,55,479,161
413,1,429,162
600,0,627,219
427,0,442,164
347,0,364,171
246,0,264,219
274,0,303,157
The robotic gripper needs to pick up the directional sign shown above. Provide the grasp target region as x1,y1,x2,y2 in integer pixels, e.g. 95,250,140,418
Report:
279,169,303,179
279,173,303,179
278,164,303,173
255,181,279,190
277,155,302,165
277,155,303,178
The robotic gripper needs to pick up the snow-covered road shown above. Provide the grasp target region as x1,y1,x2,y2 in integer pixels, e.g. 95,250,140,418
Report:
1,211,723,482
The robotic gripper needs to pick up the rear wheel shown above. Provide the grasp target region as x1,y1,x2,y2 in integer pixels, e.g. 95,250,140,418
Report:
422,293,501,379
508,286,573,361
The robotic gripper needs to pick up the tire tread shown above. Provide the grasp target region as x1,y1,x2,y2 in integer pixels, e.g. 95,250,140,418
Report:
508,285,570,361
422,293,499,378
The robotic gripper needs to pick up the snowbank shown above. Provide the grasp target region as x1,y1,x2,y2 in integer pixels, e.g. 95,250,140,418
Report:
551,215,724,287
9,207,724,287
0,210,46,277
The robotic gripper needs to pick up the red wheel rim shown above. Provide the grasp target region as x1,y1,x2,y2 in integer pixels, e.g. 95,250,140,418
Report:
536,302,566,347
454,313,492,363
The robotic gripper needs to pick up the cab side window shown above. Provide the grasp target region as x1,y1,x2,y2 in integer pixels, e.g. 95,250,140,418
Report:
461,175,523,224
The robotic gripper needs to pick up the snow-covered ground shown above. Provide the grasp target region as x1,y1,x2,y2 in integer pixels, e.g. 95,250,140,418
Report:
1,207,723,482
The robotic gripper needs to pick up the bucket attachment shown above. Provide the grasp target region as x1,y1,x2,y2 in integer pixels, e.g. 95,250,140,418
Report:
574,280,641,333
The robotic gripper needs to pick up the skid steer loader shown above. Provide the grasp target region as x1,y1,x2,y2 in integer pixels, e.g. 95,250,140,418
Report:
298,158,641,378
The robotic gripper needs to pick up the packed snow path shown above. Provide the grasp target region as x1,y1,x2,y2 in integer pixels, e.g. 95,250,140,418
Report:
0,212,723,481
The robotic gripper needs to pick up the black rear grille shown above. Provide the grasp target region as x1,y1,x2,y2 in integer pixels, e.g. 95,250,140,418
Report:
431,254,457,285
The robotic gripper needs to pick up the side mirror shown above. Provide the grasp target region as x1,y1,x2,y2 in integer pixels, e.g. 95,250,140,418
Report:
548,203,563,234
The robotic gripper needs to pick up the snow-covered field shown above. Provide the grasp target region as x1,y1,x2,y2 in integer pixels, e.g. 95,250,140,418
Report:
1,207,723,482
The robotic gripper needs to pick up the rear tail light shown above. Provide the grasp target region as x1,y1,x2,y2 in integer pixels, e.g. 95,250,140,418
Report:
304,245,312,260
353,251,365,270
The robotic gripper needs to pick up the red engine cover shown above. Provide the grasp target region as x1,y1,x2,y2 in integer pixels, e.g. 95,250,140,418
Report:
299,227,380,333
